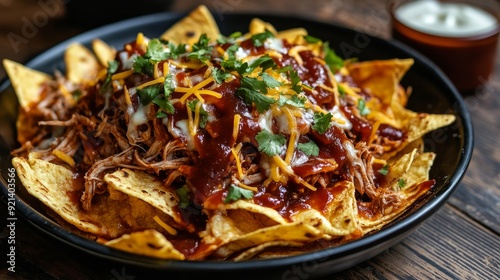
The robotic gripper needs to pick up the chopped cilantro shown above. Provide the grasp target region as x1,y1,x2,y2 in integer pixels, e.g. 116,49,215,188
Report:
297,141,319,156
133,56,154,76
338,84,346,98
224,184,254,203
163,74,175,97
260,73,282,89
255,129,286,157
278,94,306,108
137,84,174,118
236,76,276,113
167,42,187,59
102,60,119,88
357,98,370,116
188,34,212,63
187,99,209,128
323,42,344,73
176,185,191,209
397,178,406,189
378,164,389,176
137,85,161,105
217,31,242,44
278,66,302,93
145,39,170,61
312,112,333,134
212,67,232,84
251,29,274,47
303,35,322,43
248,54,276,73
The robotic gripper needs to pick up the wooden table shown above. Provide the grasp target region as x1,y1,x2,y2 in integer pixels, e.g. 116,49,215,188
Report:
1,0,498,279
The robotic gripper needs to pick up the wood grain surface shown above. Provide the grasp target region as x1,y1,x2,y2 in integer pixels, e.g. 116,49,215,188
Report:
1,0,499,279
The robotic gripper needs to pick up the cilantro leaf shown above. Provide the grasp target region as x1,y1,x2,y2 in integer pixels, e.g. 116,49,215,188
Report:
251,29,274,47
248,54,276,73
168,42,187,59
153,96,175,117
137,83,174,117
133,56,154,76
176,185,191,209
224,184,254,203
217,31,242,44
187,99,209,128
137,85,161,105
357,98,370,116
378,164,389,176
212,67,232,84
279,66,302,93
297,141,319,156
188,34,212,63
260,73,282,89
313,112,333,134
397,178,406,189
102,60,119,88
236,76,276,113
338,83,346,98
278,94,306,108
255,129,286,156
324,42,344,73
145,39,170,61
303,35,322,43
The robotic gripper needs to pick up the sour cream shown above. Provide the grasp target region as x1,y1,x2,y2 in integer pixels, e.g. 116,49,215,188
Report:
395,0,498,37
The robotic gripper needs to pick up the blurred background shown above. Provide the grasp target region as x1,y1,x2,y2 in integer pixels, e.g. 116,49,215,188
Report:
0,0,392,80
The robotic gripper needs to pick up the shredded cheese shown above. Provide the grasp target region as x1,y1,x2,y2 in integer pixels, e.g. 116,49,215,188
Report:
137,77,165,89
52,149,75,167
123,85,132,106
153,215,177,235
179,76,215,103
112,69,134,81
231,143,244,179
237,182,258,192
233,114,241,140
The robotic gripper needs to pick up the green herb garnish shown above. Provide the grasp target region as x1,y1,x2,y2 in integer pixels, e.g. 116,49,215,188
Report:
312,112,333,134
224,184,254,203
297,141,320,156
255,129,286,156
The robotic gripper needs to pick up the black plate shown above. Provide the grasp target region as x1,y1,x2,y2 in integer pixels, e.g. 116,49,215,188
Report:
0,11,473,279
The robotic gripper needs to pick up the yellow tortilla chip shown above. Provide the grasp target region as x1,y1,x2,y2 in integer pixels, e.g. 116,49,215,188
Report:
359,150,436,233
161,5,219,45
105,229,185,260
347,59,414,108
12,156,106,235
2,59,51,109
249,18,278,35
92,39,117,67
104,169,187,229
64,42,100,84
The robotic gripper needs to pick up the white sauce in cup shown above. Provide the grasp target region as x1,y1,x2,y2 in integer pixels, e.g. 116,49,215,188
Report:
395,0,498,37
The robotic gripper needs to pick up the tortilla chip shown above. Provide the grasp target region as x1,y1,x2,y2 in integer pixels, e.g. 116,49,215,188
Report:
292,182,359,237
161,5,219,45
359,150,436,233
232,240,304,261
12,156,106,235
248,18,278,35
209,213,322,258
105,229,185,260
276,28,308,42
2,59,51,109
104,169,187,229
64,42,100,84
92,39,117,67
